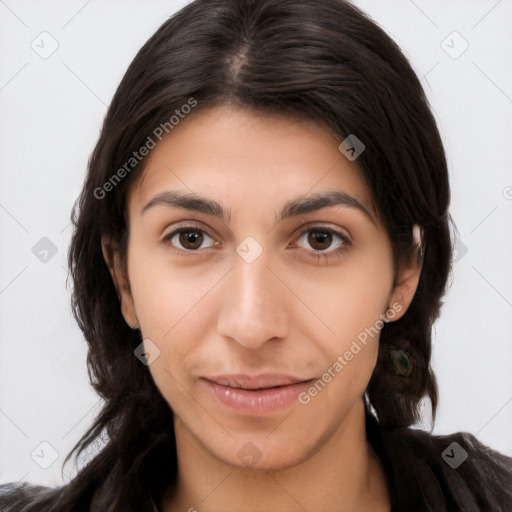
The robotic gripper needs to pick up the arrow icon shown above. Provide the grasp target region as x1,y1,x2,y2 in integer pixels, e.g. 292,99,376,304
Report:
32,237,58,263
444,449,455,458
339,134,365,161
31,441,59,469
440,31,469,60
441,441,468,469
134,339,161,366
236,236,263,263
31,31,59,60
236,441,262,466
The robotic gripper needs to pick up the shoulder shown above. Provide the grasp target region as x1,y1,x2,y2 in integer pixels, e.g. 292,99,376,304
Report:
370,418,512,512
1,468,160,512
0,482,59,511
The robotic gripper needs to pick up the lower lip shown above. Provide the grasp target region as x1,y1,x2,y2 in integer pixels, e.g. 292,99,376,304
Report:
202,379,312,415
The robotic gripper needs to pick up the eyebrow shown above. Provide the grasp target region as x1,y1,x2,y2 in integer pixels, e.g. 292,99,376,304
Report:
141,190,376,225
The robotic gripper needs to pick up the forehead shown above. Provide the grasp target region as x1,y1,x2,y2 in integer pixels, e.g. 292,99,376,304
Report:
128,106,376,219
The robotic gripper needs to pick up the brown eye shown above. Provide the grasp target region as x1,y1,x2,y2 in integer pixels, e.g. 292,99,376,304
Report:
164,227,215,252
179,229,204,250
307,230,333,251
294,226,351,258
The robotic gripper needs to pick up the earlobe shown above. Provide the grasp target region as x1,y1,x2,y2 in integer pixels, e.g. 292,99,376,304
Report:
101,237,140,330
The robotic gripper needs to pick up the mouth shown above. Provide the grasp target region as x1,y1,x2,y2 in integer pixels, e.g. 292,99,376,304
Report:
205,373,312,389
200,373,315,414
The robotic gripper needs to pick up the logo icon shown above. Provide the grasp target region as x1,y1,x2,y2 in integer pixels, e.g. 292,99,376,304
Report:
442,441,468,469
236,442,262,467
441,31,469,60
31,32,59,60
453,237,468,263
31,441,59,469
32,237,58,263
236,236,263,264
338,134,365,161
134,339,161,366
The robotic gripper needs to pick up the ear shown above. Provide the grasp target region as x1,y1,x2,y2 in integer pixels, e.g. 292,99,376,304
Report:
385,254,423,323
101,236,139,329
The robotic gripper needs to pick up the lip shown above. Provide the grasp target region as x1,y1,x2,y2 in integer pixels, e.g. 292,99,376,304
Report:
201,373,314,414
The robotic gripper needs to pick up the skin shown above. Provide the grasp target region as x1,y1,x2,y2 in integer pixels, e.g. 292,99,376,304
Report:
104,106,421,511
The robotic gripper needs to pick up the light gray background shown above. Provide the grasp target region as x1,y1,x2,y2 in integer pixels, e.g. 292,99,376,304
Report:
1,0,511,488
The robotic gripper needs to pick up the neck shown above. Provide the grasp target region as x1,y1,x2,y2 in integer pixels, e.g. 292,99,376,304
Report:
161,401,390,512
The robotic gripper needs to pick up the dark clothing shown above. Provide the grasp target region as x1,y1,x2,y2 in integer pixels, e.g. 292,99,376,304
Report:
365,413,512,511
2,415,511,511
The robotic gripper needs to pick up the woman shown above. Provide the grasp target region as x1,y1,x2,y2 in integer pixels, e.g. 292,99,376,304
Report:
1,0,511,510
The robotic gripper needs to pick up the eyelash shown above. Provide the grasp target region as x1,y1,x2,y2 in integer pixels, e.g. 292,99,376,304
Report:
162,224,352,263
292,226,351,263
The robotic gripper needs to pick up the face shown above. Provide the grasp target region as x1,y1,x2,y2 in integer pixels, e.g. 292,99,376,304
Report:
106,106,418,471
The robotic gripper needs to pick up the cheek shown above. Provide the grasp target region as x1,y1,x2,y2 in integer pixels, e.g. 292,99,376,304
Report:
127,247,224,338
285,254,391,396
287,256,392,345
126,254,225,402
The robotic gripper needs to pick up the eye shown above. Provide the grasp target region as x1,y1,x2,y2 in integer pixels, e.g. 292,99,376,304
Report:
163,226,216,251
293,226,351,262
297,227,347,251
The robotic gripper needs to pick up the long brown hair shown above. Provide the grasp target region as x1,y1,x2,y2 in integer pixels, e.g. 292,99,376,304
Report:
6,0,454,509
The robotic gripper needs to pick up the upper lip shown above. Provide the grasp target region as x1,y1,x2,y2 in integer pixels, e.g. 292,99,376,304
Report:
203,373,312,390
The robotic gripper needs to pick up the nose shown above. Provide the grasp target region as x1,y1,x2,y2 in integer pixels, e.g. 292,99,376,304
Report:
216,254,289,350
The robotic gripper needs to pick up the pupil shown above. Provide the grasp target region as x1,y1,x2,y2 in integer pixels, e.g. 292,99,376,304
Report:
180,230,203,249
308,231,331,250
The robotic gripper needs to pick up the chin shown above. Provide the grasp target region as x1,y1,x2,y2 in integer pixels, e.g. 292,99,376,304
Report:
209,431,324,472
